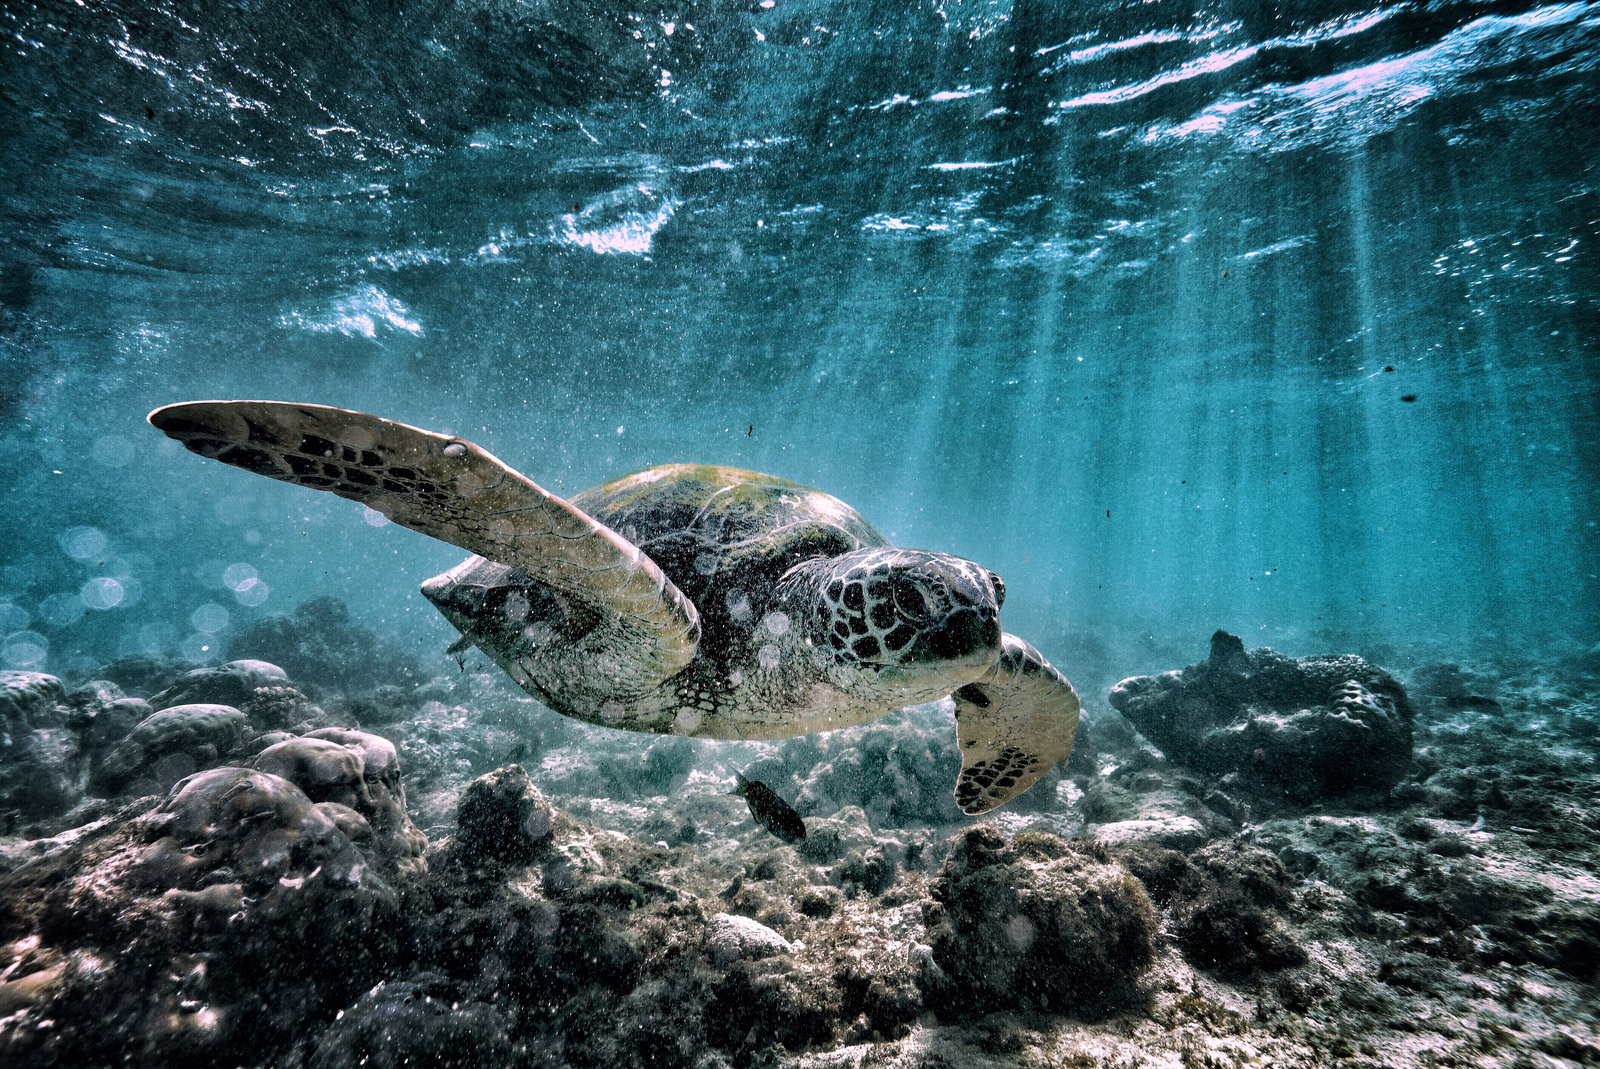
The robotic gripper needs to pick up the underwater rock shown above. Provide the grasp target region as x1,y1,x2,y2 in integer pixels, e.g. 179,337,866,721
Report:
228,595,423,693
1091,814,1209,850
140,766,389,903
835,845,897,896
1256,809,1600,979
79,695,150,753
309,974,513,1069
708,911,796,965
705,957,841,1058
1119,839,1305,977
1109,630,1415,801
0,764,404,1066
0,671,88,821
924,827,1158,1015
251,731,427,877
94,703,249,796
95,653,181,698
150,659,324,731
148,658,287,707
449,764,555,867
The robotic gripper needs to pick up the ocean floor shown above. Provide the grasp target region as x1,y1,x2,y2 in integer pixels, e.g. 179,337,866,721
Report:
1,617,1598,1069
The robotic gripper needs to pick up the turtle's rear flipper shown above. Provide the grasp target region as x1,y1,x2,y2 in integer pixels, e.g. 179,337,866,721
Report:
149,401,700,684
951,634,1080,815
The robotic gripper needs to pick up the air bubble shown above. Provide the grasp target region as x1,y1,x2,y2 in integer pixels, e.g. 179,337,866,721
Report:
762,611,790,636
60,526,108,562
39,592,86,628
725,590,751,621
758,644,781,669
222,563,259,591
0,604,29,632
234,578,270,607
362,506,390,527
694,554,718,575
180,632,215,662
2,630,48,668
443,442,467,457
190,603,230,633
80,576,124,610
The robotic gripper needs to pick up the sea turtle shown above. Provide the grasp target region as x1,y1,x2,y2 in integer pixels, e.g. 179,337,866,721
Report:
149,401,1080,814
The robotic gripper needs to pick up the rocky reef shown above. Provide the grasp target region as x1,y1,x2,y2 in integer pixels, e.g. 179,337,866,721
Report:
1,626,1598,1069
1109,629,1416,803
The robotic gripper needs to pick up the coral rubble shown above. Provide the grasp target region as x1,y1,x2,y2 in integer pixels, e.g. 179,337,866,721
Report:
2,628,1597,1069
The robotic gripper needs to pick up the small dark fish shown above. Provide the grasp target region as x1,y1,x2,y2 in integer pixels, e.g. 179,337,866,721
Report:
1401,394,1418,403
735,773,806,844
746,423,754,437
503,741,530,764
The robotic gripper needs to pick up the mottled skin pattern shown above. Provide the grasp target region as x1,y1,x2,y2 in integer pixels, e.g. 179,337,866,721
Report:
150,402,1081,814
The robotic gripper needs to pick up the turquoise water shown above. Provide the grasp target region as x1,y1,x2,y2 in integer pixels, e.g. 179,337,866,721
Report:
2,0,1597,682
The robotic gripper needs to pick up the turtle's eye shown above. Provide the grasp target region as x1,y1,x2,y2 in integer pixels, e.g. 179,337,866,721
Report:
988,571,1005,609
893,578,932,622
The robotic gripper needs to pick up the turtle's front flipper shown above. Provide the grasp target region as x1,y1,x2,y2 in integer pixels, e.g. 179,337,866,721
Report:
951,634,1080,815
149,401,700,682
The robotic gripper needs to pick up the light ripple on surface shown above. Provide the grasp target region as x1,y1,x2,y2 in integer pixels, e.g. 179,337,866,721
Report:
1140,2,1600,150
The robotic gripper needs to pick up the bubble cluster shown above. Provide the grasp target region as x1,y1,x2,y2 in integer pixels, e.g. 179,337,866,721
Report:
59,526,107,562
80,576,125,610
223,563,258,590
2,631,48,668
236,580,270,606
222,564,270,606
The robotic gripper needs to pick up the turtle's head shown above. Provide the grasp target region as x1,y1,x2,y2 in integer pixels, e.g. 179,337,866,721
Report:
804,548,1003,689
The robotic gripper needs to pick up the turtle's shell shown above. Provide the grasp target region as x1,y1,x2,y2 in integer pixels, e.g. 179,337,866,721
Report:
571,465,887,661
